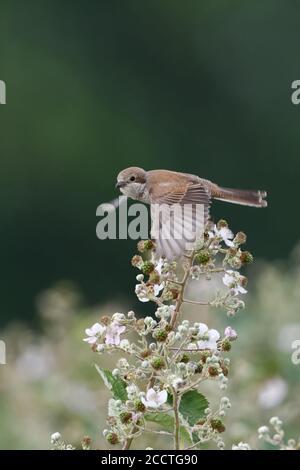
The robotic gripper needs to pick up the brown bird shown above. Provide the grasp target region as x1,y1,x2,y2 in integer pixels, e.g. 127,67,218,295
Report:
116,167,267,259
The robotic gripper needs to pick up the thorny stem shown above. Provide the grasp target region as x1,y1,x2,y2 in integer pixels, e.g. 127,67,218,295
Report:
170,251,195,329
172,387,181,450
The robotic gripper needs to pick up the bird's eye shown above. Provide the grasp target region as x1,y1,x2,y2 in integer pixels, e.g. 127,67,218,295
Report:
130,176,136,181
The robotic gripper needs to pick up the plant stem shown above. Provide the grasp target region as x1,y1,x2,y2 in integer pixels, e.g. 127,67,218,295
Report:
170,251,194,329
182,298,209,305
172,387,180,450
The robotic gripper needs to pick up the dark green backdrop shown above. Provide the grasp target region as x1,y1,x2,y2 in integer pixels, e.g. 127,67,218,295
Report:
0,0,299,324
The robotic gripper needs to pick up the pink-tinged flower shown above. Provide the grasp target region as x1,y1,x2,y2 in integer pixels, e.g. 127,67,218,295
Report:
197,323,220,350
105,321,126,346
83,323,106,344
224,326,238,340
223,270,247,295
141,388,167,408
215,226,234,247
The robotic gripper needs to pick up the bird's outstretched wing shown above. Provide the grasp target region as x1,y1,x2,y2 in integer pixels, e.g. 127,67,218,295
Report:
149,182,211,260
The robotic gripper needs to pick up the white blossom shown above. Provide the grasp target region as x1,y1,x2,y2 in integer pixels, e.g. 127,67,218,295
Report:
215,226,234,247
141,388,167,408
232,442,251,450
223,270,247,295
197,323,220,350
51,432,62,444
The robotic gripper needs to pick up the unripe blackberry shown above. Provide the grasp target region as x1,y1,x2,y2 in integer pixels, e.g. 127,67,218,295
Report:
134,400,146,413
210,419,225,433
221,364,229,377
120,412,132,424
221,339,232,352
141,261,155,275
194,249,211,265
151,357,165,370
106,432,119,445
178,353,190,364
153,329,168,342
195,363,203,374
240,251,253,264
200,351,211,363
208,365,219,377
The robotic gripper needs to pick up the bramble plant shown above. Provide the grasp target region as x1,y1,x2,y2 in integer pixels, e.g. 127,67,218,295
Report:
86,219,249,450
50,219,299,450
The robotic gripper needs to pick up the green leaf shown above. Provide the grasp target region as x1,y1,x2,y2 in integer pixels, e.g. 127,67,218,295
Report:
145,412,174,428
145,413,192,444
179,390,209,425
95,364,128,401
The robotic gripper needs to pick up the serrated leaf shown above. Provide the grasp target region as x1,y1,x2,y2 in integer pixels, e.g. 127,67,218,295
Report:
179,390,209,425
145,412,174,428
145,413,192,444
95,364,128,401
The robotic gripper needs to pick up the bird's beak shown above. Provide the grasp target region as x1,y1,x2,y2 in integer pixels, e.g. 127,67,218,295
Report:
116,181,125,189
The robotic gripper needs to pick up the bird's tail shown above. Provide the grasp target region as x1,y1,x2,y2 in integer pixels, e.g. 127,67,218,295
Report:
213,187,267,208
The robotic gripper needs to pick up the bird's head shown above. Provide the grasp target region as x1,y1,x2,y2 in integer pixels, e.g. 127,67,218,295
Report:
116,167,147,200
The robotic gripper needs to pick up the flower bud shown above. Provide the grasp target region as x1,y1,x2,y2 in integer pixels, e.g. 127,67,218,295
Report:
51,432,62,444
240,251,253,264
136,274,144,282
131,255,143,268
137,239,154,252
258,426,270,436
234,231,247,245
81,436,92,450
224,326,238,341
217,219,228,229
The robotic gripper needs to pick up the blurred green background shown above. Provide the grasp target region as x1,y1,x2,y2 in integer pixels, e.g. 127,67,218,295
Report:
0,0,300,450
1,0,300,324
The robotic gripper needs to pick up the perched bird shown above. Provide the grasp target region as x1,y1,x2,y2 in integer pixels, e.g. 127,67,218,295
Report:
116,167,267,259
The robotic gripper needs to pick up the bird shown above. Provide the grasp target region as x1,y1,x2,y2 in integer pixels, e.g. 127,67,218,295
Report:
115,167,267,260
